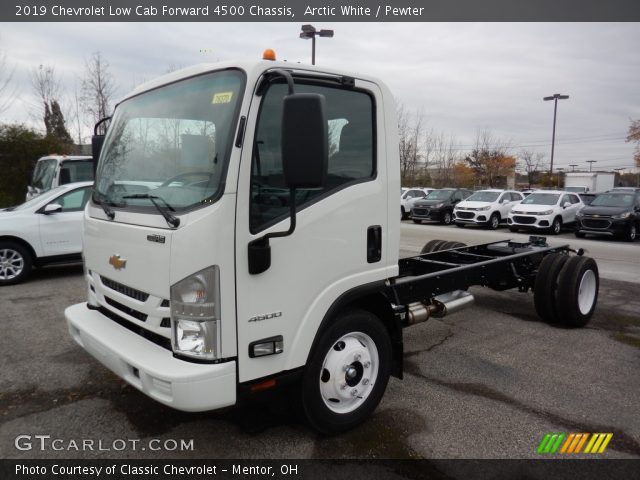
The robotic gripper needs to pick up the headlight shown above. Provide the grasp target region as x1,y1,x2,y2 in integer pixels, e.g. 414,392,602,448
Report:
478,206,491,211
171,266,221,361
612,212,631,219
537,210,554,215
433,203,444,208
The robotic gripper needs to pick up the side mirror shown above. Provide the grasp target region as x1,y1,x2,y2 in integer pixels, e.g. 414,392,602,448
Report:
92,117,111,173
563,201,571,208
281,93,328,189
43,203,62,214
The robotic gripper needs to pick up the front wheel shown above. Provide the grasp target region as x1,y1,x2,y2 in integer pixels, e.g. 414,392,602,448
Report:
549,217,562,235
441,211,453,225
488,212,500,230
623,223,637,242
301,309,392,435
0,242,33,286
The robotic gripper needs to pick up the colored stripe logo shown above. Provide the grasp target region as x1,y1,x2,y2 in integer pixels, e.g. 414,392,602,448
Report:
537,433,613,454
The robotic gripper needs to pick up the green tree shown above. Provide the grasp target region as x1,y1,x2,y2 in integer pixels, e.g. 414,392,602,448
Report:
0,124,68,208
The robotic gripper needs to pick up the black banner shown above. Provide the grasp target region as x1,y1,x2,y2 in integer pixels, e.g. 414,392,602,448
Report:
2,459,640,480
2,0,640,22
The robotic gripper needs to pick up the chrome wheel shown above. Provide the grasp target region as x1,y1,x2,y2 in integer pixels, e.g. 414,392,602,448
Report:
319,332,379,414
577,269,597,315
0,248,24,281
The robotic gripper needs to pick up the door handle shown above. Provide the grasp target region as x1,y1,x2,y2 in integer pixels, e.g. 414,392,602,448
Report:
367,226,382,263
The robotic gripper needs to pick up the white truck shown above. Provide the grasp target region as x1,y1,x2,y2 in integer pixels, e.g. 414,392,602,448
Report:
26,155,94,201
65,57,600,434
563,172,615,193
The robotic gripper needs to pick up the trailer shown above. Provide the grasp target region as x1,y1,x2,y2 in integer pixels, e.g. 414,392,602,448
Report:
65,56,600,435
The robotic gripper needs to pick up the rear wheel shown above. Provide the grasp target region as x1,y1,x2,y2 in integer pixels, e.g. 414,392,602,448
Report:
556,256,599,327
0,242,33,286
420,239,447,254
534,253,569,323
488,212,500,230
301,309,392,435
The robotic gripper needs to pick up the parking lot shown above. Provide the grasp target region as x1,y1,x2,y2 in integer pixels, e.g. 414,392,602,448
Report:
1,224,639,460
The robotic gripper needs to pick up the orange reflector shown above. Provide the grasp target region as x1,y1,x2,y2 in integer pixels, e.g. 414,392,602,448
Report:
250,378,277,393
263,49,276,61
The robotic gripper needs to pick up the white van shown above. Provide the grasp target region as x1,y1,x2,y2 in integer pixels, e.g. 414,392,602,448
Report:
26,155,93,200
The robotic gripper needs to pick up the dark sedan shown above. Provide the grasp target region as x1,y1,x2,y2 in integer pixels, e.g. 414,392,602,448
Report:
575,191,640,241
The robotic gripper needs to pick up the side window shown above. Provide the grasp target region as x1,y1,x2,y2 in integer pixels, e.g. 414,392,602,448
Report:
55,187,91,212
453,191,463,202
636,195,640,208
498,193,508,203
511,192,523,201
570,194,580,204
561,194,571,205
250,82,375,233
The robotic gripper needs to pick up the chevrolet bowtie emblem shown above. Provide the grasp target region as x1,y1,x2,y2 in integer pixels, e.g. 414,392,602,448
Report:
109,254,127,270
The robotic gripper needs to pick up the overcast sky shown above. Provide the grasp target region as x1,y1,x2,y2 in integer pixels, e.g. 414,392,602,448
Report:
1,22,638,172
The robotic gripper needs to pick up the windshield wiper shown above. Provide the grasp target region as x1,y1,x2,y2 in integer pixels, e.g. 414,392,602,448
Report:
93,190,117,220
122,194,180,228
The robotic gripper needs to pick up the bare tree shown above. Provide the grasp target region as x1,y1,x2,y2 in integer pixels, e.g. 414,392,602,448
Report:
0,48,19,115
465,129,515,188
626,118,640,168
397,101,424,185
81,51,116,134
31,64,62,134
430,132,460,187
518,150,547,187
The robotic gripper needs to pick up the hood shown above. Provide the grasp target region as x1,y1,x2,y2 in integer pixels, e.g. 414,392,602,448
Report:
580,205,631,216
511,204,557,214
415,199,450,207
456,200,492,210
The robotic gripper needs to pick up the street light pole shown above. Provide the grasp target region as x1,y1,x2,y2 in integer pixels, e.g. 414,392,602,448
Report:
543,93,569,176
569,164,578,172
587,160,596,172
300,25,334,65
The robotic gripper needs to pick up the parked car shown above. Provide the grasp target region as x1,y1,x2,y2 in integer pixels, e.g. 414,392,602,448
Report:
453,189,524,229
575,191,640,241
508,190,583,235
401,187,433,219
0,182,93,285
578,192,600,206
411,188,473,225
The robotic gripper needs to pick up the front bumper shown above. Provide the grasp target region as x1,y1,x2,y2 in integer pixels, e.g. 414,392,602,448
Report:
453,210,490,225
576,217,629,236
507,214,552,229
65,303,236,412
412,206,445,221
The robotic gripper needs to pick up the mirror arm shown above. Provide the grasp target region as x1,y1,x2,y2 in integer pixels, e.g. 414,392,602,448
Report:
263,188,297,241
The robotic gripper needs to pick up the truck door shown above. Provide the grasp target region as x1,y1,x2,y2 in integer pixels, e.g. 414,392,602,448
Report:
234,77,389,383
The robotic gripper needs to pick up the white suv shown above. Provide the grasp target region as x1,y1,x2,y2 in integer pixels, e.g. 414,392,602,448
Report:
508,190,583,235
401,188,433,219
453,189,524,229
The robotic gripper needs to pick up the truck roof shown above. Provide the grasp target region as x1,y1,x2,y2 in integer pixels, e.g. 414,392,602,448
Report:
122,59,386,104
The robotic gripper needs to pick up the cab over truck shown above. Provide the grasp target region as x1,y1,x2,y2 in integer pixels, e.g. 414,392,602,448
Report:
66,57,600,434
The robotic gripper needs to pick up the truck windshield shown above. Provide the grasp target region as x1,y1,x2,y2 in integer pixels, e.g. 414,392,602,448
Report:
60,160,94,184
31,159,57,191
94,69,244,212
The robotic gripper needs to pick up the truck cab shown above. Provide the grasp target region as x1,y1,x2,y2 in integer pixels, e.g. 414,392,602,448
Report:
27,155,93,200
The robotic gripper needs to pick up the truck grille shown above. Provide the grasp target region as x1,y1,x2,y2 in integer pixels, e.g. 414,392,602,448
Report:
456,211,474,219
100,276,149,302
104,296,148,322
513,216,536,225
583,219,611,229
98,306,171,351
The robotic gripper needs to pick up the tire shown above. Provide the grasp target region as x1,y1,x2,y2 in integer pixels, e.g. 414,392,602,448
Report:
575,231,586,238
441,211,453,225
455,222,466,228
301,309,392,435
420,239,448,254
534,253,569,323
0,242,33,286
441,241,466,250
623,223,637,242
488,212,500,230
401,207,407,220
555,256,599,328
549,217,562,235
509,226,519,233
